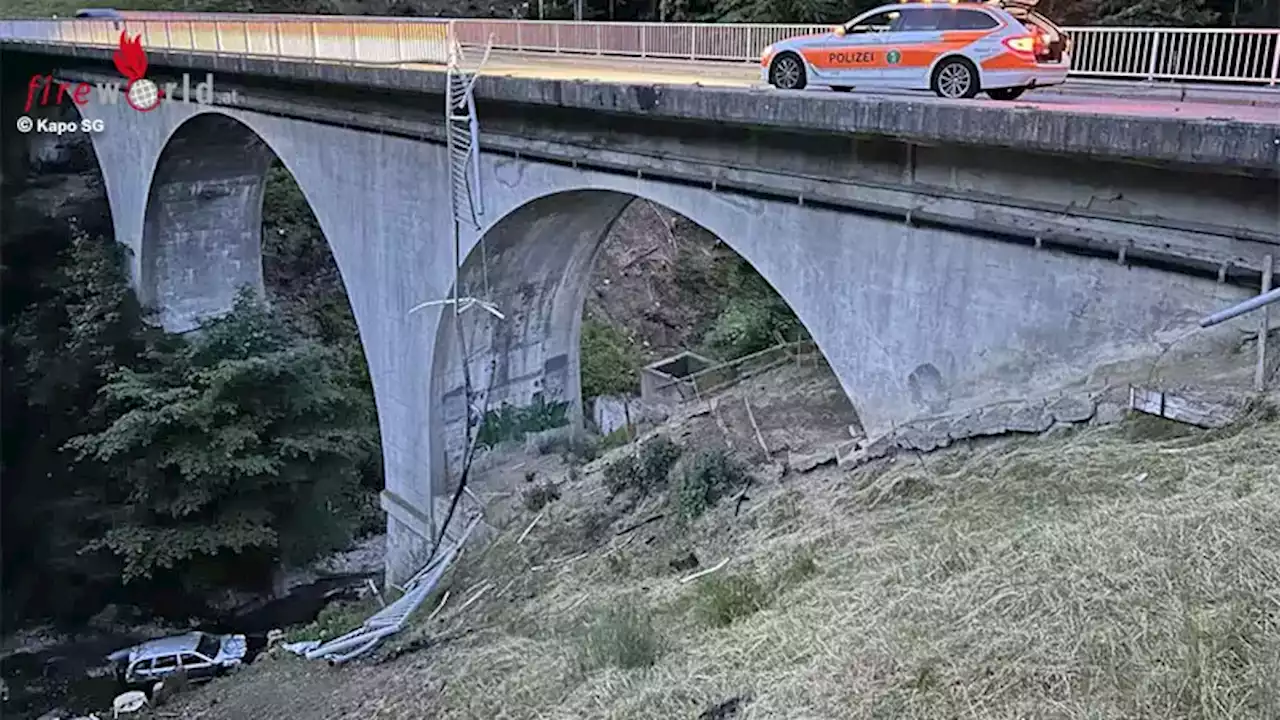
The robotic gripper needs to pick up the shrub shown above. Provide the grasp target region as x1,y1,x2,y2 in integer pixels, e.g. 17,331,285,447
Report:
523,481,560,512
695,571,771,628
580,316,640,401
676,448,748,519
579,603,661,670
602,435,683,499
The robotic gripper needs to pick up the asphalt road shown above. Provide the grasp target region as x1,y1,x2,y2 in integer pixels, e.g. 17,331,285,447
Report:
429,48,1280,124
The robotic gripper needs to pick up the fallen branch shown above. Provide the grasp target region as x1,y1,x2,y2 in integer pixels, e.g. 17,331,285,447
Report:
616,513,665,536
457,583,492,613
680,558,730,584
743,397,770,457
517,511,545,544
425,590,451,623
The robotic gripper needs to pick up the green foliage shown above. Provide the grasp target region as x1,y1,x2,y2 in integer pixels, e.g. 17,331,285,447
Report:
713,0,843,23
578,603,662,671
701,259,803,360
692,550,819,628
523,481,561,512
475,396,571,449
286,597,381,643
1,226,156,622
580,315,641,401
675,448,748,520
694,571,771,627
602,435,683,499
65,289,380,583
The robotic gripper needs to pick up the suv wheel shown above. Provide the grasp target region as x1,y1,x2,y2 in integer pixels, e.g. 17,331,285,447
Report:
770,53,807,90
987,86,1027,101
932,57,979,99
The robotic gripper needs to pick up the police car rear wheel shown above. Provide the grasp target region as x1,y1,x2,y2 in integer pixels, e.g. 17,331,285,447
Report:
770,54,807,90
932,58,979,99
987,87,1026,101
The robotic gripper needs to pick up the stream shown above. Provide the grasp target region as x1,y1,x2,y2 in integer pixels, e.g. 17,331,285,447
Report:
1,572,376,720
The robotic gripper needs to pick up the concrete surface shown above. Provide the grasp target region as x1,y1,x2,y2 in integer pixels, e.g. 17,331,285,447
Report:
4,41,1278,173
8,41,1275,583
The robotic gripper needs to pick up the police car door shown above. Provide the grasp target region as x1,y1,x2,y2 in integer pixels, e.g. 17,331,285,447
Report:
822,8,899,84
879,7,948,88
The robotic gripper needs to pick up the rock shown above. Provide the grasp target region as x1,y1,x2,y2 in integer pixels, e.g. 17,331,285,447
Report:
1047,394,1097,424
1092,400,1127,426
757,461,786,483
789,447,836,474
1007,402,1054,434
669,552,699,573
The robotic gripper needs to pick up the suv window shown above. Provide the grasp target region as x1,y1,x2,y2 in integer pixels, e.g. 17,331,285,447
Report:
130,659,153,673
196,634,220,658
152,655,178,670
893,8,944,32
849,10,899,33
941,9,1000,30
180,653,207,666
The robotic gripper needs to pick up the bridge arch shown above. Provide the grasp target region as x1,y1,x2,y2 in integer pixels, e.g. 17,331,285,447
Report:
428,187,866,492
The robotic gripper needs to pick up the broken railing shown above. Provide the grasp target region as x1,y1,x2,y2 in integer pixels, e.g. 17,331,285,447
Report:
1199,256,1276,392
285,514,481,664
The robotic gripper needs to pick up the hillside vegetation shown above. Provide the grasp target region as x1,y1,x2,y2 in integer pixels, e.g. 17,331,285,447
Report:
169,380,1280,719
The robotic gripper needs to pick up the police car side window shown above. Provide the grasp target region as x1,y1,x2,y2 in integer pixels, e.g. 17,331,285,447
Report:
851,10,898,32
942,9,1000,30
894,8,943,32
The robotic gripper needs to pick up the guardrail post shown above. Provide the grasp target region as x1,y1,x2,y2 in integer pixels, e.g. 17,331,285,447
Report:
188,22,195,51
274,21,282,57
164,20,172,49
242,21,249,55
516,22,522,52
640,25,646,58
396,21,404,63
1258,255,1274,391
596,24,602,55
554,24,560,54
349,22,357,63
690,26,696,60
215,21,223,54
1270,37,1280,86
1146,31,1161,81
310,21,318,61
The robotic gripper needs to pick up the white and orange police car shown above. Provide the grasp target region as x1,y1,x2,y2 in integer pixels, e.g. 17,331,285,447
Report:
760,0,1071,99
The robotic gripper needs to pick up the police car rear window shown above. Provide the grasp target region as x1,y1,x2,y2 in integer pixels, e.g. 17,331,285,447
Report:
941,9,1000,30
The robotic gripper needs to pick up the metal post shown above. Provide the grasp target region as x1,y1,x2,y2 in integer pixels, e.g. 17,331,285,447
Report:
242,21,249,55
215,21,223,54
311,21,318,61
1200,287,1280,328
1146,31,1161,81
691,26,696,60
274,21,282,57
188,21,194,51
1257,255,1274,391
349,22,357,63
1270,36,1280,86
395,21,403,63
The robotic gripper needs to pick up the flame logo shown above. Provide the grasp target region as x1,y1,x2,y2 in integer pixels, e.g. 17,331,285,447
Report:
112,31,147,81
112,31,163,111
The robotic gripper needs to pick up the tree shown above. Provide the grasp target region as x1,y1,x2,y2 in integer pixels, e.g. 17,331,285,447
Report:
66,289,381,591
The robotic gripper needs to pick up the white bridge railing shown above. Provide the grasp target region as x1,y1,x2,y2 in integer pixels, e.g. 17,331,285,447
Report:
1,13,1278,85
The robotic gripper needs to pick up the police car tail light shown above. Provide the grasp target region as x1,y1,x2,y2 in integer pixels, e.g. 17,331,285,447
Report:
1002,35,1037,55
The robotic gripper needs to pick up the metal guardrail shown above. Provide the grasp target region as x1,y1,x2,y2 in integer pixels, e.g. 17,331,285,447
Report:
1,14,1278,85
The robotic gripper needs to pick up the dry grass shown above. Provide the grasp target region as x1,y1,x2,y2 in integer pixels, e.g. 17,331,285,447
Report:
171,402,1280,720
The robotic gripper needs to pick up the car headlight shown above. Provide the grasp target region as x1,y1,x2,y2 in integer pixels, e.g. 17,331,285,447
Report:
761,44,774,58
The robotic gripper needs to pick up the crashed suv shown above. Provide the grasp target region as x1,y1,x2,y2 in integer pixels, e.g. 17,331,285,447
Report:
107,631,247,688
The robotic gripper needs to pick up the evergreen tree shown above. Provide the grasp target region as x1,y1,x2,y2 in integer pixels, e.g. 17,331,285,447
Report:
66,289,381,590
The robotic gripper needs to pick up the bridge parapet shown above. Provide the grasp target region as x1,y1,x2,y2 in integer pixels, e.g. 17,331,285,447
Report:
2,14,1279,85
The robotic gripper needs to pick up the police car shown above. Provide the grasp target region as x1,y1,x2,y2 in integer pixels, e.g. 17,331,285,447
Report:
761,0,1070,99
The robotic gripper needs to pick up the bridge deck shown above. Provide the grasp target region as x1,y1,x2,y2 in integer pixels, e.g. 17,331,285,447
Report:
432,50,1280,123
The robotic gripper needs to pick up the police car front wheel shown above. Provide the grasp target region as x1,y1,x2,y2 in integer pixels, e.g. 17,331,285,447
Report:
770,53,807,90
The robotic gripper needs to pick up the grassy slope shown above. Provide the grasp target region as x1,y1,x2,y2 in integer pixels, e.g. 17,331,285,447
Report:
169,379,1280,720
